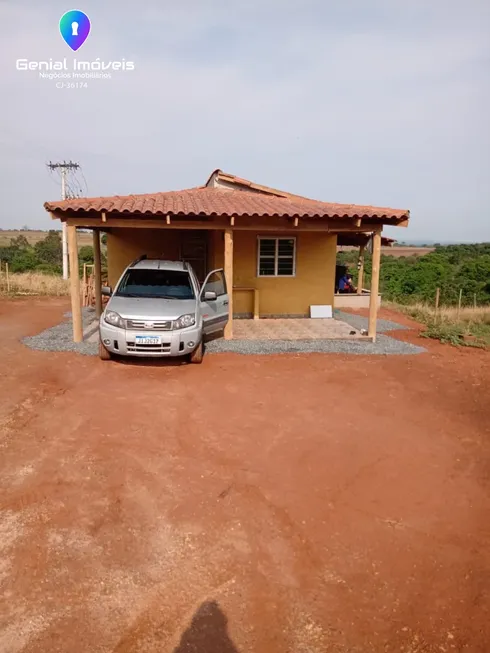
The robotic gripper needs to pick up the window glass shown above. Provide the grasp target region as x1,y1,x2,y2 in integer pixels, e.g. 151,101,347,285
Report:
203,270,226,296
258,238,296,277
278,239,295,257
277,258,294,275
116,269,195,299
259,259,276,276
259,239,276,257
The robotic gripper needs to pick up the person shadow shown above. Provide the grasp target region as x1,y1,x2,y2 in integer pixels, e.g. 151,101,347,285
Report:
172,601,239,653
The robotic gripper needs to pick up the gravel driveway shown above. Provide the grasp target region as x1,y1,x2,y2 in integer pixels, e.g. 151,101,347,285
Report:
22,307,425,357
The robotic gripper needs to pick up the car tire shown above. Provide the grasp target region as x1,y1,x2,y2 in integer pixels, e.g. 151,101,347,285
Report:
99,340,112,361
189,340,203,364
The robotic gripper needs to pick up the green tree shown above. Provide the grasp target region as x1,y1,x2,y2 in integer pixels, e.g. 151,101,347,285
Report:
10,249,38,272
79,245,95,263
10,235,30,249
34,231,62,266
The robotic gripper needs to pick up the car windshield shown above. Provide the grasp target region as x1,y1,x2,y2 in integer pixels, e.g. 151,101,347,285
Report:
116,268,195,299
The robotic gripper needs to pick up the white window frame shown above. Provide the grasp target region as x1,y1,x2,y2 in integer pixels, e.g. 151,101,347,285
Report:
257,236,297,278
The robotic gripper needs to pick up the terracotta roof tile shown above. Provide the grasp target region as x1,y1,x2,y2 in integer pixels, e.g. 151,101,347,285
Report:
45,186,409,222
211,169,306,199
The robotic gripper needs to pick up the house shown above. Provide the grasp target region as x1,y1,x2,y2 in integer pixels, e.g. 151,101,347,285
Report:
44,169,410,342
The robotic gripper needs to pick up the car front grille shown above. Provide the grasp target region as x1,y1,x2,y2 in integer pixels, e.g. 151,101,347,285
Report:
126,342,172,353
126,319,173,331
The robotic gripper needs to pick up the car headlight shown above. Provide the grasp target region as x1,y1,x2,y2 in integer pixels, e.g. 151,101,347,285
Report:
173,313,196,329
104,310,124,328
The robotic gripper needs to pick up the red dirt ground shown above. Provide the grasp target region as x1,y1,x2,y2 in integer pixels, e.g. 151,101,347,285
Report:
0,298,489,653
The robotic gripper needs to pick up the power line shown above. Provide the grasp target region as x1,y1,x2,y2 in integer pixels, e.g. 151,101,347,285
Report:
79,167,89,196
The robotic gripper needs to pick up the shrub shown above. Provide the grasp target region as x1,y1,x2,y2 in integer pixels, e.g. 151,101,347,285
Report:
35,263,62,275
34,230,62,266
10,249,38,273
420,320,465,346
79,245,95,263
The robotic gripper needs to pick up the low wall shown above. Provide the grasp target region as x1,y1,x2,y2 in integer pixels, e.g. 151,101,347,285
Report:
334,293,381,309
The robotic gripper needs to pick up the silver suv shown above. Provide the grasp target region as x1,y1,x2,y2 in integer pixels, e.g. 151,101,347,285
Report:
99,257,229,363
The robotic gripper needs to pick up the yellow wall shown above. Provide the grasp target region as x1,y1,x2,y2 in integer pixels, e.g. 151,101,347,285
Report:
210,230,337,316
108,228,337,316
107,229,181,287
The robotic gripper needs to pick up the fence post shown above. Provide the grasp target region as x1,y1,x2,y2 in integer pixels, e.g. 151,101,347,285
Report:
474,293,477,309
435,287,440,316
457,288,463,317
6,262,10,293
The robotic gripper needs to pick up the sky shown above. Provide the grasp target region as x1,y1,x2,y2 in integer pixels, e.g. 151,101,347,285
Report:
0,0,489,242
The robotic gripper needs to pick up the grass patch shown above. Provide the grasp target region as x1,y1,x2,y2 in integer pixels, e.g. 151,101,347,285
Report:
0,272,69,296
387,302,490,349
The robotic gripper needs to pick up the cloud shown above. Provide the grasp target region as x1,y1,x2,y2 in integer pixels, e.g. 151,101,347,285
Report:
0,0,488,240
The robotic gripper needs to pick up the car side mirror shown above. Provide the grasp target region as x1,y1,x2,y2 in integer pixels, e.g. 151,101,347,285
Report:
203,290,217,301
102,285,112,297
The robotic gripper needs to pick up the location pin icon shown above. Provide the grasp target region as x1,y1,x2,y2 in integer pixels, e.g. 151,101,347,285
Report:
60,10,91,51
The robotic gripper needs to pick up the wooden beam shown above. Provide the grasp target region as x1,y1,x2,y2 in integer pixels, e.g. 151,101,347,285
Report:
357,244,365,295
166,214,171,225
230,216,235,226
67,225,83,343
93,229,103,317
294,217,299,227
63,217,383,233
368,229,382,341
224,229,233,340
52,208,405,228
355,218,362,227
101,212,107,223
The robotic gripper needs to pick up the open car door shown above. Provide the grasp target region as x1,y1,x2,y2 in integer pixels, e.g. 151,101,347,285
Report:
200,268,229,335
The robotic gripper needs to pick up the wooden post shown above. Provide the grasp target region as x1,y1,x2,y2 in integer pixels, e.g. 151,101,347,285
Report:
368,229,382,341
6,262,10,293
253,289,260,320
357,244,365,295
67,225,83,343
93,230,103,317
457,288,463,317
435,287,440,315
474,293,477,309
224,229,233,339
82,263,87,306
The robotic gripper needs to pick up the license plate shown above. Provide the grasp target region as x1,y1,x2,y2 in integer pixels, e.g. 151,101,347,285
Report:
135,335,161,345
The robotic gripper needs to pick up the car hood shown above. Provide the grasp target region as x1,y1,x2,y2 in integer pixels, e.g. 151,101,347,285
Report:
106,295,197,320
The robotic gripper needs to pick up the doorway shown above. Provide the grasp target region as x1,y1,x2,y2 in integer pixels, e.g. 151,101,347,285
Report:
180,231,208,283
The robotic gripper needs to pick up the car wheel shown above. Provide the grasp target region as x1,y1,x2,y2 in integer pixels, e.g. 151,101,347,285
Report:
189,341,203,364
99,339,112,361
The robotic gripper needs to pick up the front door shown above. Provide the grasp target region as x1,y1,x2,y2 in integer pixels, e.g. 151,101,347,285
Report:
200,269,229,335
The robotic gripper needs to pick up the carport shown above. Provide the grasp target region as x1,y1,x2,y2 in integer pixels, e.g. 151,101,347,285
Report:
44,170,409,344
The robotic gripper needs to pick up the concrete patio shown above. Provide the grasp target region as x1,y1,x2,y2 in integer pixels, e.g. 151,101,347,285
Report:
233,317,361,340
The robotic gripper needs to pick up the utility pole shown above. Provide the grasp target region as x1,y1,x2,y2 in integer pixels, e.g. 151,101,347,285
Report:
47,161,80,279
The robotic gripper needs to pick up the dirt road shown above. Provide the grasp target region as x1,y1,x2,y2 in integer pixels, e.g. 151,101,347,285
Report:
1,298,489,652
